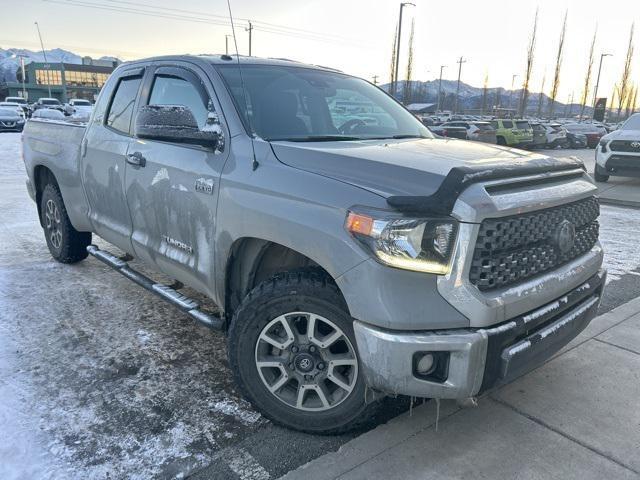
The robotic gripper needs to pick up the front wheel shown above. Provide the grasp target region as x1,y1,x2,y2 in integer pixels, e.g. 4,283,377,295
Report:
228,271,377,434
594,165,609,183
40,183,92,263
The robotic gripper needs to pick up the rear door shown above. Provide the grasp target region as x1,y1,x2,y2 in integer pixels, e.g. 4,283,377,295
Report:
124,62,228,297
81,66,144,252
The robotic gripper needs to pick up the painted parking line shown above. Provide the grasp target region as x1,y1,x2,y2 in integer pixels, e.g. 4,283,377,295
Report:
224,448,271,480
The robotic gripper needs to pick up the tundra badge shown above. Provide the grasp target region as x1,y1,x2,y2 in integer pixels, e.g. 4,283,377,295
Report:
195,178,214,195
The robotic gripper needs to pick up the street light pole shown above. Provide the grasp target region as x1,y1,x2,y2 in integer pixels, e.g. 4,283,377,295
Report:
225,35,232,55
436,65,446,112
393,2,415,98
34,21,52,98
246,21,253,56
509,74,518,113
592,53,612,119
454,56,466,114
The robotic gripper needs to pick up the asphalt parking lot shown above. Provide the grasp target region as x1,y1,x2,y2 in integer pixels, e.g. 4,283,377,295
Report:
1,132,640,479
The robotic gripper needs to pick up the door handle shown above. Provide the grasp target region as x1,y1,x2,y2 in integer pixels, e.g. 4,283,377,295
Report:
126,151,146,167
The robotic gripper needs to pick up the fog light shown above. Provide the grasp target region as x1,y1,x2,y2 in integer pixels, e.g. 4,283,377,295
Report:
416,353,435,374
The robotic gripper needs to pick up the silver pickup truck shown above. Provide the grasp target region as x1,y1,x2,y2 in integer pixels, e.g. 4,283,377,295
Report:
22,55,606,434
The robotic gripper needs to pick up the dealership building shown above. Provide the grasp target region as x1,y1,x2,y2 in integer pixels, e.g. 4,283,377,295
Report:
1,56,119,103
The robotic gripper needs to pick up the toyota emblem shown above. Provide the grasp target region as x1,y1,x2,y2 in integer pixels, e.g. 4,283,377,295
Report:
554,220,576,254
631,141,640,148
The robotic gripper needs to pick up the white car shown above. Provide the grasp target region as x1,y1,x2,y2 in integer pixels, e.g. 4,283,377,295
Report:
595,113,640,182
542,123,567,148
64,99,93,119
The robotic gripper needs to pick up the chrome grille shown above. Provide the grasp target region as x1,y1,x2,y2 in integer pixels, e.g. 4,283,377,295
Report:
469,197,600,291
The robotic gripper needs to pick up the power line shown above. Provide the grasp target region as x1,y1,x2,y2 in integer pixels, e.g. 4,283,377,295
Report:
42,0,372,48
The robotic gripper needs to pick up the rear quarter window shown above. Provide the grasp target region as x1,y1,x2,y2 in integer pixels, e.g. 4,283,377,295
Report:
502,120,513,129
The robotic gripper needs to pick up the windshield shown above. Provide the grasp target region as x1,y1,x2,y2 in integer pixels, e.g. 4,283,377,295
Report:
6,98,26,104
622,114,640,130
41,99,61,105
73,100,91,106
217,64,432,141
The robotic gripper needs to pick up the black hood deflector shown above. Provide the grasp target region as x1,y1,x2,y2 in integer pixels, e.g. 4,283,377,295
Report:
387,156,586,216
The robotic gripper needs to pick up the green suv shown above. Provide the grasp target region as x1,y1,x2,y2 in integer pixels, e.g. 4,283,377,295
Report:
491,119,533,148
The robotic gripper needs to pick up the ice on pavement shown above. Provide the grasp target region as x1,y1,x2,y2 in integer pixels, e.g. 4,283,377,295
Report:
599,205,640,281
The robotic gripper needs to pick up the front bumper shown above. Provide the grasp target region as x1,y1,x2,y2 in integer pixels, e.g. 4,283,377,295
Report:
353,269,606,399
597,151,640,177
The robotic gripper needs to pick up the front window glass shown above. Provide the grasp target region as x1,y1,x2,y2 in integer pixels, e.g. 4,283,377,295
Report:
148,75,210,129
622,115,640,130
502,120,513,129
515,121,529,130
218,65,431,141
107,76,142,134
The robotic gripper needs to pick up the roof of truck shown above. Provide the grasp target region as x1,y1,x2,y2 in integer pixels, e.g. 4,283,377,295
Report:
118,54,342,73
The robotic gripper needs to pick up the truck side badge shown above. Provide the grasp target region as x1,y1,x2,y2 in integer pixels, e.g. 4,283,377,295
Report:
195,178,214,195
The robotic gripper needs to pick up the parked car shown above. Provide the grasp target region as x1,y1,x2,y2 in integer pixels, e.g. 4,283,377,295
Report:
429,124,468,139
32,97,65,113
595,113,640,182
22,54,606,434
4,96,30,117
542,123,568,148
565,131,588,149
529,122,547,148
0,106,26,132
563,123,604,148
64,98,93,119
0,101,26,119
441,121,497,143
491,119,533,147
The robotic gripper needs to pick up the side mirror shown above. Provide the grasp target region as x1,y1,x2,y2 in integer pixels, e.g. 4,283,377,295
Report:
135,105,224,151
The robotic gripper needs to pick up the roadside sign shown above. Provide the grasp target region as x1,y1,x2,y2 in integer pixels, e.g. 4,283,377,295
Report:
594,98,607,122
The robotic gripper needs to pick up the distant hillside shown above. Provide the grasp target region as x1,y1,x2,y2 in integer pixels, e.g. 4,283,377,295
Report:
382,79,591,116
0,47,119,83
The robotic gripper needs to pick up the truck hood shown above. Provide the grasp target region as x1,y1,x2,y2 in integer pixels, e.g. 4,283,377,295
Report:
270,138,573,198
604,129,640,141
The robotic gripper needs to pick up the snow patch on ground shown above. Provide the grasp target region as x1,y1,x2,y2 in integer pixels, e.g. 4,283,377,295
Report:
599,205,640,281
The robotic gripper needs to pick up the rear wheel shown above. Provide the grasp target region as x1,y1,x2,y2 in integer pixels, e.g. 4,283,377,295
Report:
497,136,507,146
40,183,91,263
228,270,377,434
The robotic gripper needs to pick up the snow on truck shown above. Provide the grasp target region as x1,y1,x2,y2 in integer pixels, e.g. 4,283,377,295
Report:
22,55,606,434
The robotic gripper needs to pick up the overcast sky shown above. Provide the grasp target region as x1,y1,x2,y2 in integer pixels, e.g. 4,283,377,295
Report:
4,0,638,102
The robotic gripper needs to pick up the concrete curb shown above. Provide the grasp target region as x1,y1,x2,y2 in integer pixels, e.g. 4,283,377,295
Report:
279,295,640,480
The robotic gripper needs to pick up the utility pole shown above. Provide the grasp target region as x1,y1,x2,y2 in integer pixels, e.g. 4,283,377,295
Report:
568,92,574,117
509,74,518,113
34,21,52,98
246,21,253,56
592,53,612,119
454,56,466,114
393,2,415,97
436,65,446,112
372,75,379,85
225,35,232,55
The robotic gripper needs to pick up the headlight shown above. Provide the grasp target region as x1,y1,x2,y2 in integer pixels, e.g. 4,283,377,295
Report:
345,210,458,274
598,138,608,152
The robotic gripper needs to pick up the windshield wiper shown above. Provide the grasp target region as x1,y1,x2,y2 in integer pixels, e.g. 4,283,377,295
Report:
268,135,362,142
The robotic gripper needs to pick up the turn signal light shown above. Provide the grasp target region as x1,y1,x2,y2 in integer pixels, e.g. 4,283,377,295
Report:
346,212,374,236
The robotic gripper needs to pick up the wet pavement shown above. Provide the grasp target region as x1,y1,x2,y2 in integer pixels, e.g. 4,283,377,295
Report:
1,132,640,479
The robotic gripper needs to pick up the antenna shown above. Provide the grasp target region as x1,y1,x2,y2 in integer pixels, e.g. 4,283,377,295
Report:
225,0,259,170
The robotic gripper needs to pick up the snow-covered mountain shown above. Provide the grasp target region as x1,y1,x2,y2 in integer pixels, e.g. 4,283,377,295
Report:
0,47,118,83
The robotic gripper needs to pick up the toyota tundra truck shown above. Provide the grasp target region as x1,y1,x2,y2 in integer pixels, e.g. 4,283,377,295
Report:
22,55,606,434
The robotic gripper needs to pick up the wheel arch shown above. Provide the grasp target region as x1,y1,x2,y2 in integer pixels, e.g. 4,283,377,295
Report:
33,165,60,227
224,237,348,321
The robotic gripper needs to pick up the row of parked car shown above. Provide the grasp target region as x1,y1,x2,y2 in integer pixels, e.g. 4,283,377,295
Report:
421,114,616,150
0,96,94,132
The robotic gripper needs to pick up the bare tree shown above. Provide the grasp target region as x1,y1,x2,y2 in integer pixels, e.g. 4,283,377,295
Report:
617,23,635,118
537,72,546,118
481,72,489,115
625,84,637,118
403,18,415,104
579,26,597,120
519,8,538,116
389,30,397,95
548,11,568,117
633,85,639,115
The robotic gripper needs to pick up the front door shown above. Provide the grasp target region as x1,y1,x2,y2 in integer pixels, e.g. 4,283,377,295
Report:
82,68,144,252
124,63,227,297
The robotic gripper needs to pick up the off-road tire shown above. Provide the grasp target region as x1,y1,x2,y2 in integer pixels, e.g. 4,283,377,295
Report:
228,270,379,434
594,166,609,183
40,183,91,263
